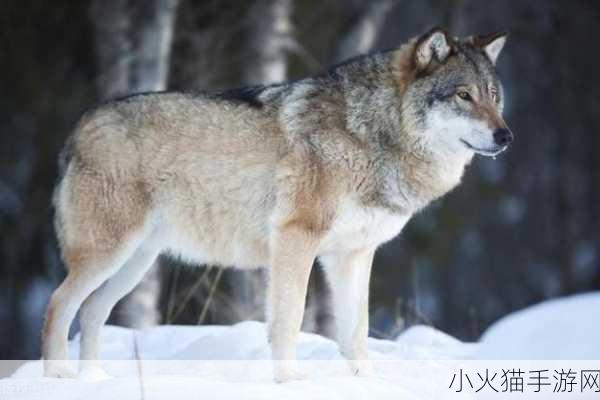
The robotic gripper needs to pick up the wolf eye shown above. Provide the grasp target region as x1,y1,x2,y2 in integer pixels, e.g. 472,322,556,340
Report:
457,91,472,101
491,91,499,103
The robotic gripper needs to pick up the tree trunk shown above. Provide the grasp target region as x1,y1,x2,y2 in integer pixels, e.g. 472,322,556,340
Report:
302,0,393,337
332,0,393,64
229,0,294,322
89,0,179,329
243,0,293,86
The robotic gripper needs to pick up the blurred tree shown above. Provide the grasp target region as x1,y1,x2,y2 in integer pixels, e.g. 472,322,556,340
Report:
0,0,97,358
230,0,295,322
89,0,179,329
331,0,393,64
303,0,395,337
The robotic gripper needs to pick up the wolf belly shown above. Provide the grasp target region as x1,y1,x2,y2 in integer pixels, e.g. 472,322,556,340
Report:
155,176,274,269
161,213,271,269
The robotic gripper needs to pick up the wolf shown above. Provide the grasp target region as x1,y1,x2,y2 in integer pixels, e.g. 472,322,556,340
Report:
43,28,512,381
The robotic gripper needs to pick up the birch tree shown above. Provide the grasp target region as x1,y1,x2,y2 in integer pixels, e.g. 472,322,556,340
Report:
332,0,393,63
230,0,294,321
89,0,179,328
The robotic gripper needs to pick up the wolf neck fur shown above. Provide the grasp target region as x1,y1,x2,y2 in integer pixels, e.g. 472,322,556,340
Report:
386,136,472,213
339,50,472,213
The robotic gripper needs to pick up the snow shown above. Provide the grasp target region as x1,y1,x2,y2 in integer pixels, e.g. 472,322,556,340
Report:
2,292,599,399
476,292,600,360
5,322,474,400
0,321,473,399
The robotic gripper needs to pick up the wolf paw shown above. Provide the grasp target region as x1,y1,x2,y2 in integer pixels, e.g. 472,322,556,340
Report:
273,362,306,383
44,362,77,379
79,365,113,381
349,359,377,378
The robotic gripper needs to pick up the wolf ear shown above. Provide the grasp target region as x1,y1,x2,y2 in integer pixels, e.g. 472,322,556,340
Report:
415,28,451,70
473,31,508,65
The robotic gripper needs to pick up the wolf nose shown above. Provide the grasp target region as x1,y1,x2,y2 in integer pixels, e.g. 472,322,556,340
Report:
493,128,513,146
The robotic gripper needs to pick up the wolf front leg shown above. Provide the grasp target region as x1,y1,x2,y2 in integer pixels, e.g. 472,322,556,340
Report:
321,246,376,377
267,225,320,382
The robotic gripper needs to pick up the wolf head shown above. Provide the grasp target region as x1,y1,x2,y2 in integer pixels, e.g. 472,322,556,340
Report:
401,28,512,158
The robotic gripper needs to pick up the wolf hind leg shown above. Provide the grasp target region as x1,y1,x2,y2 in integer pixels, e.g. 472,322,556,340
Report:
46,160,155,378
42,244,138,378
78,240,160,374
321,246,377,377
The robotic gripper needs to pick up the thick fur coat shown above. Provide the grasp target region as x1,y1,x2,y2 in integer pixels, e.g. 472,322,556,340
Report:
43,28,512,381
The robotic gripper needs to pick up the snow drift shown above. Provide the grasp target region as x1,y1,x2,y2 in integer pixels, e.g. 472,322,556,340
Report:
2,292,599,399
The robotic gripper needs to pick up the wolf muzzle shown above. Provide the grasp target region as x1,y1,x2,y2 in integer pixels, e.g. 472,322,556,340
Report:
493,128,513,146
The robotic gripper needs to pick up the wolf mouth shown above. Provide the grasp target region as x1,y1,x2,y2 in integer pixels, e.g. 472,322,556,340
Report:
460,139,506,156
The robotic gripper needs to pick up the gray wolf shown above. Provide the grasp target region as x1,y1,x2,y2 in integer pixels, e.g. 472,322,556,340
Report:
43,28,512,381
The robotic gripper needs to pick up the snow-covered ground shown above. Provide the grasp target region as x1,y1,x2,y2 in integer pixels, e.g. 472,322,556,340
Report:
477,292,600,360
2,293,599,399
